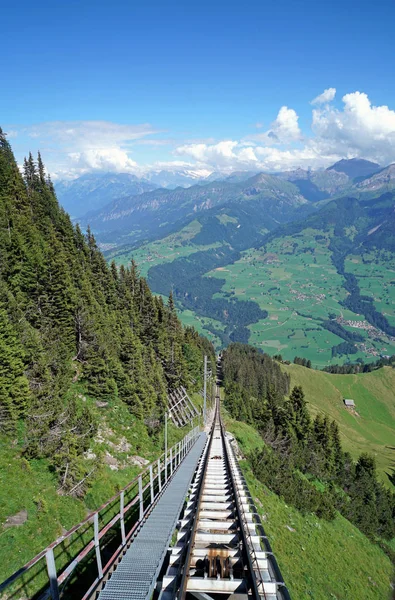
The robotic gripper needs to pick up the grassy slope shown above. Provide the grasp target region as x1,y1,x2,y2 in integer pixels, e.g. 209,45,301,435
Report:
282,363,395,486
0,386,205,585
109,220,221,278
224,415,394,600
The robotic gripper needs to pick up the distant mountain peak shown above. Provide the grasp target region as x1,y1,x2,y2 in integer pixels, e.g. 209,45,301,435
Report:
327,158,380,179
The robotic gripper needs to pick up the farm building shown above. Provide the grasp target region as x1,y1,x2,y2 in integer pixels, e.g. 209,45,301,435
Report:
344,398,355,408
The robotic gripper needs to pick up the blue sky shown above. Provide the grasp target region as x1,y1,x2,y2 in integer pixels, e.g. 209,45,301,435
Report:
2,0,395,178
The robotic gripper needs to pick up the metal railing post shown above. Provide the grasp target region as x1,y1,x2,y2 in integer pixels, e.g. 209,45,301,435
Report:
170,447,173,476
149,464,154,504
157,458,162,492
93,513,103,580
139,475,144,521
120,491,126,546
45,548,60,600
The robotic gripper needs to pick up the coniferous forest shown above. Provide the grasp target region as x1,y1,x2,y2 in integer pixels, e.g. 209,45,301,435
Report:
0,128,214,493
222,344,395,551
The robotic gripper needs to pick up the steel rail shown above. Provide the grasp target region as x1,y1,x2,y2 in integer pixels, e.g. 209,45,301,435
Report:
177,403,218,599
176,395,264,599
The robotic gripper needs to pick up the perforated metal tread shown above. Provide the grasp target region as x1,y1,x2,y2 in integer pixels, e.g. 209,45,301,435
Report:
98,432,207,600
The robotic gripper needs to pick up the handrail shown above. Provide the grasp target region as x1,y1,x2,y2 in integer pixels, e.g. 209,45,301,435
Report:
0,425,200,600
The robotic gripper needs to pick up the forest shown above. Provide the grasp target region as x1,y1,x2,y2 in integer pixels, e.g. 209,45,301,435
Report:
322,354,395,373
0,128,214,494
222,344,395,550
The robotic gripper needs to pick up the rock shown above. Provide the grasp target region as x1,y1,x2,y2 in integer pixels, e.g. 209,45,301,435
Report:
129,455,150,467
255,497,263,508
4,509,28,528
117,437,131,452
108,436,131,453
95,401,108,408
285,525,296,532
104,452,119,471
84,450,97,460
95,425,115,444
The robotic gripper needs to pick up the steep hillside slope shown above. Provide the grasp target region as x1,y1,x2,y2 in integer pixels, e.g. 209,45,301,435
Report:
355,163,395,195
0,128,214,582
277,166,350,199
220,344,395,599
225,417,394,600
281,363,395,485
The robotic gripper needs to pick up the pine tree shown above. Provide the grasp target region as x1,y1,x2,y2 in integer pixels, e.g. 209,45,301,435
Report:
289,385,311,444
0,306,31,429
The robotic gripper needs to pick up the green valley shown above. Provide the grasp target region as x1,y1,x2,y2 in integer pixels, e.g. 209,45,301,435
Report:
111,190,395,368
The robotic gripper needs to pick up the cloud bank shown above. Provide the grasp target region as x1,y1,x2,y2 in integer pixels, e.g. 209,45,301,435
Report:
7,90,395,179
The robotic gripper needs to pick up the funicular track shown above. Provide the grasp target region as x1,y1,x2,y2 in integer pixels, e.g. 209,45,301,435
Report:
159,385,291,600
0,365,290,600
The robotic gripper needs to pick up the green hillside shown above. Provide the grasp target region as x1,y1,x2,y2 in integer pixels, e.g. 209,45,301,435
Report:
225,416,394,600
0,129,214,586
282,363,395,485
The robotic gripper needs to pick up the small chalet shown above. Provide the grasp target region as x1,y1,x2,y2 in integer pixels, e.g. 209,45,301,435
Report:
343,398,355,408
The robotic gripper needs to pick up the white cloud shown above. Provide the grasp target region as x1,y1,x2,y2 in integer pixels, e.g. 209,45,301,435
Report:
175,140,334,173
176,91,395,172
26,120,158,146
175,141,240,167
8,90,395,178
271,106,302,142
311,87,336,105
251,106,302,145
10,120,160,179
68,147,138,172
311,91,395,164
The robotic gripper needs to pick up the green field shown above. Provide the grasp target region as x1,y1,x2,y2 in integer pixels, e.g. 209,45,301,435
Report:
224,415,394,600
113,221,395,366
204,228,395,365
177,309,225,347
282,363,395,486
345,250,395,327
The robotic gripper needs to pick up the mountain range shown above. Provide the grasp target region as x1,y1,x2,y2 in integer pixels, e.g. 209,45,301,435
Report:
55,168,215,217
94,157,395,366
67,158,393,248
